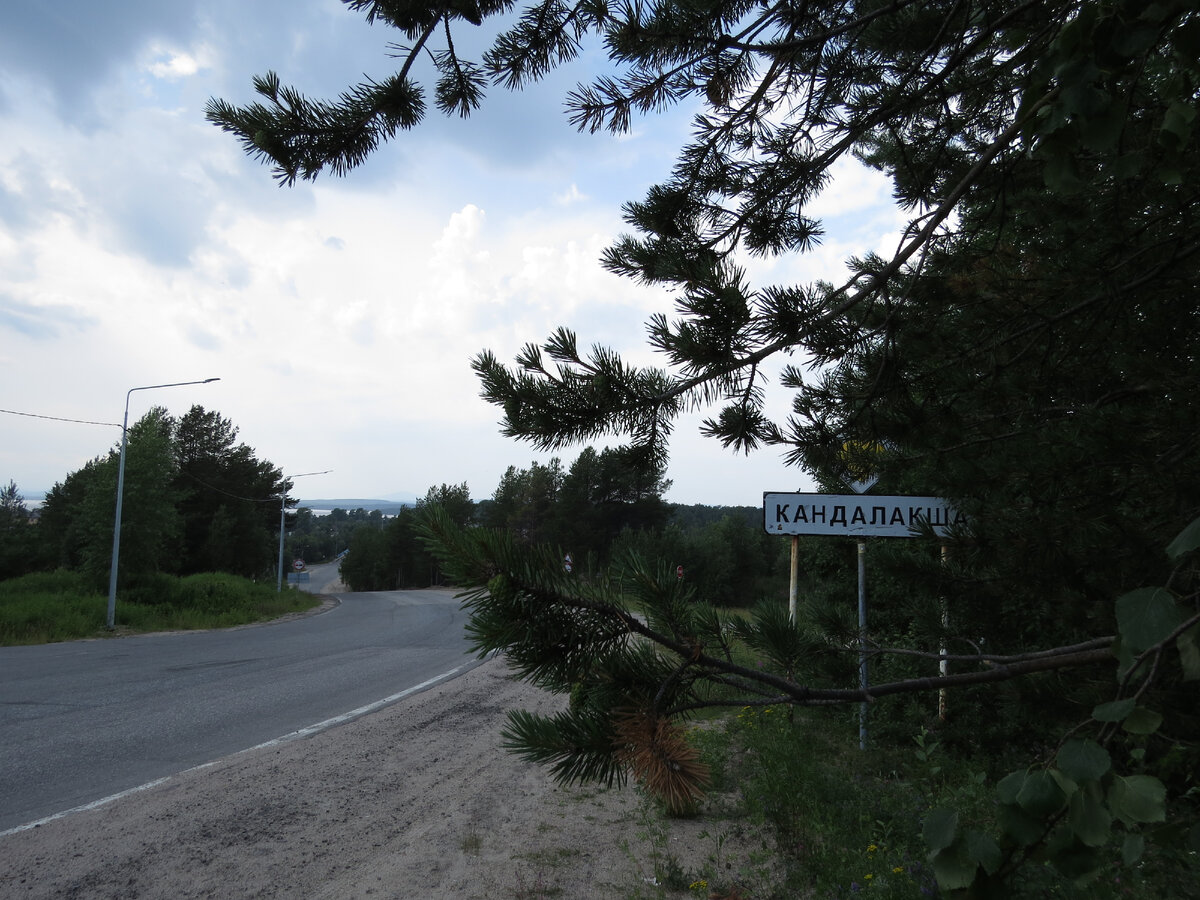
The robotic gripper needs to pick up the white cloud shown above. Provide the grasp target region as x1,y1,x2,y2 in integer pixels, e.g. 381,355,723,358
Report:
555,183,587,205
0,0,904,506
145,43,212,80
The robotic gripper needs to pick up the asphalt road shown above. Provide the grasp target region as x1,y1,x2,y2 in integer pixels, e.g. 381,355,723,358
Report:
0,570,476,833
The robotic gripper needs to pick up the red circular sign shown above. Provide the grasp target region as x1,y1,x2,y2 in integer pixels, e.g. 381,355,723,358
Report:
293,558,305,571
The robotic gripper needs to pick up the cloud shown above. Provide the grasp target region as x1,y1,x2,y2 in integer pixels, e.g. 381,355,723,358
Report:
0,294,96,340
144,43,212,80
0,1,203,121
0,0,896,506
555,183,587,205
184,325,223,351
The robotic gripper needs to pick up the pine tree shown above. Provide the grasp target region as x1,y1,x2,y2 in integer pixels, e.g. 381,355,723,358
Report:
173,406,288,577
213,2,1200,883
0,480,35,576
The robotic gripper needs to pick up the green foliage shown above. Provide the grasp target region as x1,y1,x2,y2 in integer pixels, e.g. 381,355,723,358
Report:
678,703,1195,899
0,480,38,577
216,2,1200,894
555,446,673,562
336,489,479,591
418,482,475,527
729,599,827,684
284,465,772,608
0,570,316,644
339,521,396,591
727,705,946,898
0,570,106,644
173,406,286,579
610,510,788,607
286,505,387,566
481,459,563,543
31,405,287,587
916,517,1200,896
33,408,184,585
503,706,627,790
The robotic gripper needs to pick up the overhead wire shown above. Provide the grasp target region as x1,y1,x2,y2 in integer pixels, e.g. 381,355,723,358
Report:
0,408,120,428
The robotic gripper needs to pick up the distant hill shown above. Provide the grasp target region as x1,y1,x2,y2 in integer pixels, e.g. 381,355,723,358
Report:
295,498,760,516
296,497,417,512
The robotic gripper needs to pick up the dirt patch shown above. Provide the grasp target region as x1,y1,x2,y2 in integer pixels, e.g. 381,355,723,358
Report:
0,654,767,899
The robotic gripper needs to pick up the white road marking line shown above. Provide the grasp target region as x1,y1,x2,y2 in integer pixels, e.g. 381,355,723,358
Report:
0,661,476,837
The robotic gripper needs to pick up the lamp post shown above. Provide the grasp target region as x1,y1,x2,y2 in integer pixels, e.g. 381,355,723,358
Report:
106,378,220,630
277,470,331,592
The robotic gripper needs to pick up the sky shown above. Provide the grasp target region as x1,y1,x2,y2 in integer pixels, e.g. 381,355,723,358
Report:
0,1,907,507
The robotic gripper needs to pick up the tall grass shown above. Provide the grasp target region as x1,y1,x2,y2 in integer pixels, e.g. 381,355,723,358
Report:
0,570,319,645
716,705,944,899
679,703,1196,899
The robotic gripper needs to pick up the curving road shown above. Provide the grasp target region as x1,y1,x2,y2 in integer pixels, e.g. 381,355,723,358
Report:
0,566,476,833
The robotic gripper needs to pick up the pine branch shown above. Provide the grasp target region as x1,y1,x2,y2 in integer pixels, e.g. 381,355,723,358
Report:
423,508,1124,709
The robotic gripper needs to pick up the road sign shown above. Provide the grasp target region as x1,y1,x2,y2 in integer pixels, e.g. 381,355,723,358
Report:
763,492,965,538
838,440,886,493
765,487,966,752
292,558,305,571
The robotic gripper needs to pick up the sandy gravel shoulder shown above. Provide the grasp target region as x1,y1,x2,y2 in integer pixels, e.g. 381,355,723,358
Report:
1,647,764,899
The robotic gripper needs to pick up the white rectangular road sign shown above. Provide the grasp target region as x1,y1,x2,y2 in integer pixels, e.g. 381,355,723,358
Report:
764,492,965,538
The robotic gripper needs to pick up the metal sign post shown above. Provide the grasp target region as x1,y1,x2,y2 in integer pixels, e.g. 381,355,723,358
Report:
857,540,868,750
788,535,800,622
939,543,950,721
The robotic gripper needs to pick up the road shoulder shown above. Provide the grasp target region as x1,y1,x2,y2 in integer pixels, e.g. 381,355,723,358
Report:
0,655,711,899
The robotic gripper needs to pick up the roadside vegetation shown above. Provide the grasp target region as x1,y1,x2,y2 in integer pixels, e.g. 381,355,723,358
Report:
6,2,1198,894
624,697,1197,900
209,0,1200,893
0,569,318,646
332,466,785,604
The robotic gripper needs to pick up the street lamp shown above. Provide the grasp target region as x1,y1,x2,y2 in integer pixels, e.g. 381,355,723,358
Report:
277,470,331,591
106,378,220,629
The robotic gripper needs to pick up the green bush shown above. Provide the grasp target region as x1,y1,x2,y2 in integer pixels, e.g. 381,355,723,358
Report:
175,573,250,612
0,570,317,644
0,570,106,644
120,572,183,607
719,705,964,898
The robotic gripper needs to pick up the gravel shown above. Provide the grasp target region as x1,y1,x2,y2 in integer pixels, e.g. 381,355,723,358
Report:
0,653,715,899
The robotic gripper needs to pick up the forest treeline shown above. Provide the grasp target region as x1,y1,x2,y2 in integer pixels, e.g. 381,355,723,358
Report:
290,446,793,605
2,423,798,609
2,406,288,591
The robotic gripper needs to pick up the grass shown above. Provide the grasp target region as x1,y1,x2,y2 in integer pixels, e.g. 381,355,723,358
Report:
616,699,1199,900
515,847,583,867
460,830,483,854
616,707,950,898
511,868,565,899
0,569,320,645
723,705,945,899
